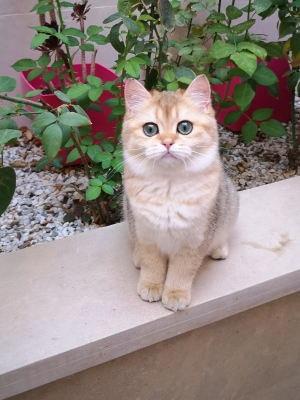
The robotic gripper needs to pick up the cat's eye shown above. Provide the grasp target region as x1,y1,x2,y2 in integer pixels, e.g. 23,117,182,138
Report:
143,123,158,137
177,121,193,135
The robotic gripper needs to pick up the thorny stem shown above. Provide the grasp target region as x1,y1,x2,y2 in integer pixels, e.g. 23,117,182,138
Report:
145,3,155,84
39,0,46,25
79,18,87,83
49,0,57,23
291,89,297,150
216,78,233,118
244,0,252,41
0,93,51,109
70,130,105,224
90,49,98,76
56,50,66,90
158,31,167,79
55,0,76,84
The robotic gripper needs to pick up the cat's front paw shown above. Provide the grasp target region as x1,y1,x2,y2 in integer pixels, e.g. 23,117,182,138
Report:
138,281,164,302
162,289,191,312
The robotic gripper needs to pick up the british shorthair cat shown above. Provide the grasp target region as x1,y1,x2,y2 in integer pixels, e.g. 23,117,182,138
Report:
122,75,239,311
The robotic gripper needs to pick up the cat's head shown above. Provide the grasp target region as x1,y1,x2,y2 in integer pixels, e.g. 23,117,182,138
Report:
122,75,219,177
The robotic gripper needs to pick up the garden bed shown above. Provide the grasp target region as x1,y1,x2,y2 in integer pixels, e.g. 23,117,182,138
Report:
1,98,300,254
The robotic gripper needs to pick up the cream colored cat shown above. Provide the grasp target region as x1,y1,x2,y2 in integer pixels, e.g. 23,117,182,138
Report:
122,75,239,312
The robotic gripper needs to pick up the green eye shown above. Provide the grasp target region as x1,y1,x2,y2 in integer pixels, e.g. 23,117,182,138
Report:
177,121,193,135
143,123,158,137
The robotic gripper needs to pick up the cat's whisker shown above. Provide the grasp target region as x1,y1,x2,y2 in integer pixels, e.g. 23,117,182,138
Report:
130,156,151,177
106,152,145,180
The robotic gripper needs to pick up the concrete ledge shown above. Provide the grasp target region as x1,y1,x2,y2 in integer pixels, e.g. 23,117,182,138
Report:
1,177,300,399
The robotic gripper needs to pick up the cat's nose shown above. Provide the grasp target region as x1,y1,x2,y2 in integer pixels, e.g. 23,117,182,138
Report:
162,140,174,150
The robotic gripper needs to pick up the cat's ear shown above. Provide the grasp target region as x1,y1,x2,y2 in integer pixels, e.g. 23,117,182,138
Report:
125,79,151,116
184,75,211,113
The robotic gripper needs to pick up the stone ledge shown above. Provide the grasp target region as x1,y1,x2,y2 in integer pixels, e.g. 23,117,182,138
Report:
1,177,300,400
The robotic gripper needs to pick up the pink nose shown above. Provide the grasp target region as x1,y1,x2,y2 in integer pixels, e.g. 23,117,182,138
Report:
163,140,174,150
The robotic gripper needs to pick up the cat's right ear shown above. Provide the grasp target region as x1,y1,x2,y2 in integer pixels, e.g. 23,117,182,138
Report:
125,79,151,116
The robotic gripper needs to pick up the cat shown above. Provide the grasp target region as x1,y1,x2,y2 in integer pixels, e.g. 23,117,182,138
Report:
122,75,239,312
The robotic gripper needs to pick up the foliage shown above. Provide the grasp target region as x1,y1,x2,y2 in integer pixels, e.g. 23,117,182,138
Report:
102,0,288,144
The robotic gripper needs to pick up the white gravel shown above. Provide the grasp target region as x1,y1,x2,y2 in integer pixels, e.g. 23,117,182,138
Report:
1,99,300,253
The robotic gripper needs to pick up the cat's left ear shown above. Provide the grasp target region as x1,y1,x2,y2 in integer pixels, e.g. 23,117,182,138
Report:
125,78,151,116
184,75,211,113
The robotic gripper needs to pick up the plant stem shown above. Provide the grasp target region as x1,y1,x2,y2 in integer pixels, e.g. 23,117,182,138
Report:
70,130,105,224
49,0,57,22
0,93,51,109
244,0,252,41
90,49,98,76
216,78,232,118
55,0,76,84
145,3,155,84
158,31,167,80
291,89,297,150
39,0,46,25
79,18,87,83
177,18,193,67
218,0,222,12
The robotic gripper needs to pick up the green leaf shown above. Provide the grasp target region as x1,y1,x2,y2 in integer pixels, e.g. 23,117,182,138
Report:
87,75,102,88
54,90,71,103
290,33,300,57
35,157,49,172
86,186,101,201
67,84,91,99
109,23,125,53
62,28,86,39
101,140,115,152
80,44,95,51
253,0,272,14
60,1,74,7
87,25,103,36
123,17,141,34
111,158,124,172
29,25,55,34
88,87,104,101
175,67,196,80
52,59,64,70
89,178,104,186
31,33,49,49
268,83,279,98
252,64,278,86
242,120,258,144
36,4,54,14
260,119,287,137
230,51,257,77
257,42,283,58
88,34,106,45
224,111,242,125
226,5,243,20
103,12,122,24
0,77,17,93
158,0,175,31
54,32,69,45
191,3,205,11
231,19,255,34
104,98,119,107
167,82,179,92
58,123,71,146
59,112,91,127
72,105,89,119
102,184,114,195
25,89,43,98
0,129,22,144
32,112,56,130
66,148,81,163
0,119,18,130
30,0,50,12
125,59,140,78
11,58,37,72
38,53,51,68
237,42,267,60
233,83,255,111
0,107,13,117
209,41,236,58
252,108,273,121
138,14,155,21
52,157,63,169
67,36,80,46
118,0,131,14
27,68,44,81
87,145,102,161
164,70,175,82
206,23,232,34
0,167,16,216
43,71,56,83
42,124,62,161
